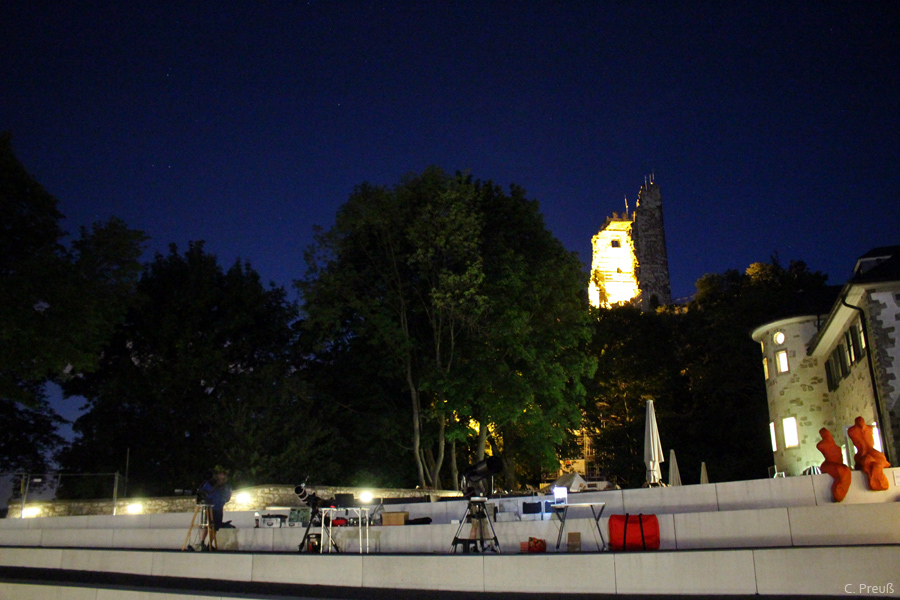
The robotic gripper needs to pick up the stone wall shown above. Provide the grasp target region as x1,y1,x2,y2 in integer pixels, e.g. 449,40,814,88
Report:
867,289,900,463
632,180,671,310
7,485,462,519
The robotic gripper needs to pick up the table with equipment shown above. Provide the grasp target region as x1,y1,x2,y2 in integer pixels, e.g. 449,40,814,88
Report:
549,502,606,551
319,506,370,554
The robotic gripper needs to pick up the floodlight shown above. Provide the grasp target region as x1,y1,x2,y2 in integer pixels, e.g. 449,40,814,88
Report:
236,492,251,504
126,503,143,514
359,491,374,503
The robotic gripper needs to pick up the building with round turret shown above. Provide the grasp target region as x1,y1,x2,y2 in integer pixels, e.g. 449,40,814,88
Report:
751,246,900,476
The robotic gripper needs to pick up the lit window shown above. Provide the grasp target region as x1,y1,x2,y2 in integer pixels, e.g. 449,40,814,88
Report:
783,417,799,448
844,332,856,364
762,357,769,380
872,423,883,453
769,422,777,451
857,321,866,350
776,350,789,373
773,332,785,345
760,342,765,354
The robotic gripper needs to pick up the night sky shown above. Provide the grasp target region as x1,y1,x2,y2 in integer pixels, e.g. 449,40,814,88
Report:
4,2,899,302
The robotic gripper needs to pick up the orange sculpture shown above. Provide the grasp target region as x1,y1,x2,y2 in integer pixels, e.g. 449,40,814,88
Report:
816,428,851,502
847,416,891,491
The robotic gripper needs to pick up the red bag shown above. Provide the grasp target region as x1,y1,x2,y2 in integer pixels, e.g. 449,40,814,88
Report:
608,514,660,551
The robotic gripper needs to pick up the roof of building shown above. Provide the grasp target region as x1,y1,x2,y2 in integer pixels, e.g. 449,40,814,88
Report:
851,245,900,283
806,244,900,355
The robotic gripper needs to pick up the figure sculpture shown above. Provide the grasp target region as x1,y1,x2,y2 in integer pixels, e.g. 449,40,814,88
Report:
816,428,851,502
847,416,891,491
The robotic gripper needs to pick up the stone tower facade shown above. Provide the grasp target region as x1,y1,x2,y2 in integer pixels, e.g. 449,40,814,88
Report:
589,177,672,311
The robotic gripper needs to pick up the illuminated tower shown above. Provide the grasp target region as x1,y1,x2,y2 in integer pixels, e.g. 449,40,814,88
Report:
589,177,672,311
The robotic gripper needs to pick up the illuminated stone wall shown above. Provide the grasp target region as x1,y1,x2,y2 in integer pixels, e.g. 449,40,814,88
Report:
7,485,462,519
589,215,637,307
589,178,671,310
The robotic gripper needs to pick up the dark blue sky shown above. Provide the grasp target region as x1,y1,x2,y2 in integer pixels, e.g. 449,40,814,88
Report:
4,1,899,305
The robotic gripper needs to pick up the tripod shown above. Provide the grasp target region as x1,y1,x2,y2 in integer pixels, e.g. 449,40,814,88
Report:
450,497,501,553
182,503,216,551
298,506,340,553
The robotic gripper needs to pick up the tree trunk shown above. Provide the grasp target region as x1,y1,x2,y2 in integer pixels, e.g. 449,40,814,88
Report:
427,417,446,490
424,447,436,488
449,440,459,491
406,358,426,489
476,419,488,461
490,431,517,491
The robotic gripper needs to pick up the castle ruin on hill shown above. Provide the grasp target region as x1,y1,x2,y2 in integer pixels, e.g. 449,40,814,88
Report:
589,176,672,311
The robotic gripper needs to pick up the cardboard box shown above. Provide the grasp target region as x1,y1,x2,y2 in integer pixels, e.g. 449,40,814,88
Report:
381,511,409,526
567,531,581,552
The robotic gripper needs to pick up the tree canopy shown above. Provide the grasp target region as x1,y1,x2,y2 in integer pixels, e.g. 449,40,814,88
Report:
299,168,596,489
58,243,335,497
583,257,831,487
1,133,146,474
1,133,147,406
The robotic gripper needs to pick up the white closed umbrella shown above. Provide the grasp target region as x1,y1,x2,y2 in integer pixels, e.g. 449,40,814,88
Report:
644,399,664,486
700,461,709,484
668,449,682,486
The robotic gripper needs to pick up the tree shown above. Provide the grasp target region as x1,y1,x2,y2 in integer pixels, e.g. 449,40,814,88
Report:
1,133,146,405
582,305,686,488
671,257,831,482
1,133,146,476
300,168,595,489
59,243,334,497
0,396,66,473
583,257,831,487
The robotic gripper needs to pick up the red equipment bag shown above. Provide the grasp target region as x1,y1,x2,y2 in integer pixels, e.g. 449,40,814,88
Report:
608,514,660,551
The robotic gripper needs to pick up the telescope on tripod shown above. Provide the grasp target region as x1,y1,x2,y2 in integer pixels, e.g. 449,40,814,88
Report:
294,483,340,553
450,456,503,553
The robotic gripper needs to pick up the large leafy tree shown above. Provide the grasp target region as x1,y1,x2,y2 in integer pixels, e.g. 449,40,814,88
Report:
59,243,335,497
1,133,146,473
300,168,594,489
1,133,146,405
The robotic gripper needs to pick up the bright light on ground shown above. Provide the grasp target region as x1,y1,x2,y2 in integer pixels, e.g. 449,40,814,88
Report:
22,507,41,518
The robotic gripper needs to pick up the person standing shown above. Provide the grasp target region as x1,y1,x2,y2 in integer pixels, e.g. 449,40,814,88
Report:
197,470,231,550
